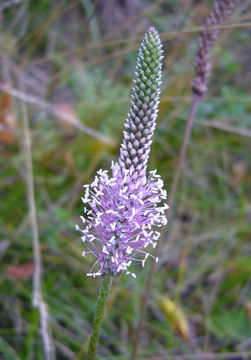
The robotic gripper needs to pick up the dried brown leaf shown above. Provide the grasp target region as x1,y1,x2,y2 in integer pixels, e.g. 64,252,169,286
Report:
7,263,34,279
0,91,16,144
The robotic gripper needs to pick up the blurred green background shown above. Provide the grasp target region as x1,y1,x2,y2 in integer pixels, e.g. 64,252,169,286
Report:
0,0,251,359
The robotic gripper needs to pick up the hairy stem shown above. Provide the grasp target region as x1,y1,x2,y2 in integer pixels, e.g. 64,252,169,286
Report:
87,276,113,360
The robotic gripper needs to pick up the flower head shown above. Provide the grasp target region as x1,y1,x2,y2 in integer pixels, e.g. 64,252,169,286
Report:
76,27,168,278
76,163,167,278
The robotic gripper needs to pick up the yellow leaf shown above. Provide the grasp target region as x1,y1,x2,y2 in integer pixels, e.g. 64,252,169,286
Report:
157,296,191,341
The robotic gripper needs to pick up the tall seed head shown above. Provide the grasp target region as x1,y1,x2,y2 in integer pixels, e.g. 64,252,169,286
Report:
192,0,237,97
118,27,163,181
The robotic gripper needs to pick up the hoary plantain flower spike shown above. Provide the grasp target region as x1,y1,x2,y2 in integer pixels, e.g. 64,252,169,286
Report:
76,27,168,278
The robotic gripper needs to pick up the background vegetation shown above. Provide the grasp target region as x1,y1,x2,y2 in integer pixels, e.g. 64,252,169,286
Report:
0,0,251,359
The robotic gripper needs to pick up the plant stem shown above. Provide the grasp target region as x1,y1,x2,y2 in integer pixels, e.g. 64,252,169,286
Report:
168,94,200,205
87,275,113,360
21,86,55,360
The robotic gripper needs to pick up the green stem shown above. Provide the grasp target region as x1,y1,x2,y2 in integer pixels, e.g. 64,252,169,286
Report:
87,275,113,360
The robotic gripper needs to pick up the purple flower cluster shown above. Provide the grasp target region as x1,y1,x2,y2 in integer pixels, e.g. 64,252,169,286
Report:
76,163,168,277
76,27,168,278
